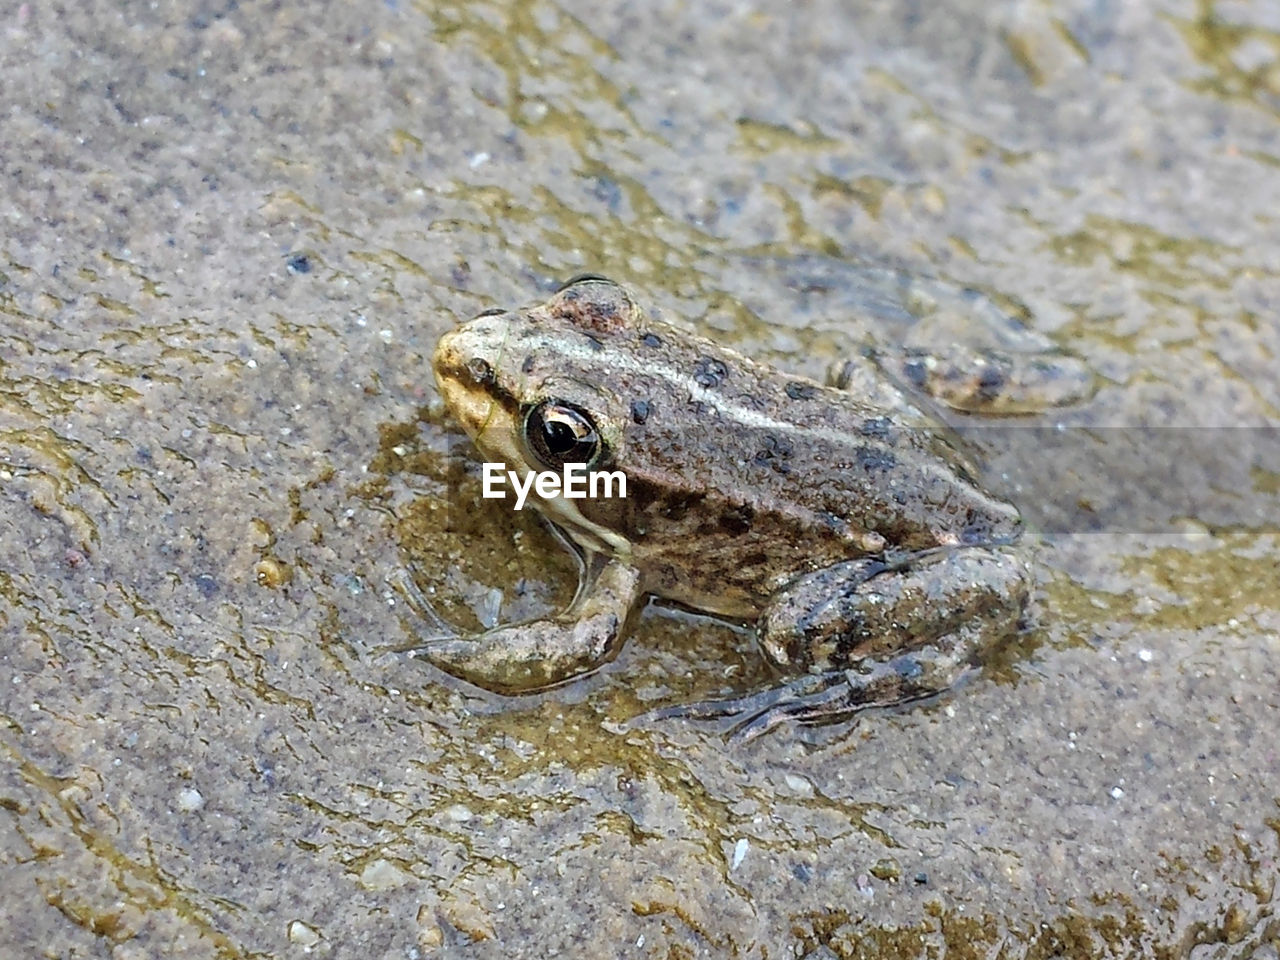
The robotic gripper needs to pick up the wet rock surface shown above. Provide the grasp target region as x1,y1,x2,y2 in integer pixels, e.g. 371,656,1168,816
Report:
2,1,1278,957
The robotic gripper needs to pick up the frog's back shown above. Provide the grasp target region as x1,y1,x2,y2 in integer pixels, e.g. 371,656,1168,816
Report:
548,306,1022,617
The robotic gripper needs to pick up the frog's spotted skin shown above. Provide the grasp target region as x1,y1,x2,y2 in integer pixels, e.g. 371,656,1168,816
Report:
423,277,1032,733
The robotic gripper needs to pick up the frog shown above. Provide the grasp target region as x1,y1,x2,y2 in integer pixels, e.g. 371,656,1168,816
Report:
418,275,1037,736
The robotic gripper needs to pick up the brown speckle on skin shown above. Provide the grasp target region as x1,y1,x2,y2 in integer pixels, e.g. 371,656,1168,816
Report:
754,434,794,474
901,355,929,390
856,446,897,472
693,356,729,388
521,355,535,373
859,417,893,440
976,365,1007,400
720,503,755,536
548,283,630,333
689,400,719,418
659,491,706,522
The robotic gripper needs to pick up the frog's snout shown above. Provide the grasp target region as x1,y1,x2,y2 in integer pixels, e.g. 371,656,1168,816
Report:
432,313,514,442
432,314,508,383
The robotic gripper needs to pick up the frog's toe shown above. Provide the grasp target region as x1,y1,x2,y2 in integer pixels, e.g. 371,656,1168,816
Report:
411,636,497,687
632,673,852,742
636,656,959,742
389,567,462,641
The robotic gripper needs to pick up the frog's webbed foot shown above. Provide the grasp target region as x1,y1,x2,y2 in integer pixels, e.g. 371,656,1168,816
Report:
632,673,849,742
398,556,644,695
636,651,963,743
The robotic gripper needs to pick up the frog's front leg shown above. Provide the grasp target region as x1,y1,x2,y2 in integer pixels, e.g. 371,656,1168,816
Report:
669,547,1030,738
411,556,644,695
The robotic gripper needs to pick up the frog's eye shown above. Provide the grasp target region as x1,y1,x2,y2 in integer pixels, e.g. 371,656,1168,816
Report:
523,399,603,468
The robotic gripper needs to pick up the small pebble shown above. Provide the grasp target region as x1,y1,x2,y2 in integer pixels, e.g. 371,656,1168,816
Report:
358,858,407,891
255,558,290,589
176,787,205,813
783,773,815,798
446,804,474,822
288,921,321,947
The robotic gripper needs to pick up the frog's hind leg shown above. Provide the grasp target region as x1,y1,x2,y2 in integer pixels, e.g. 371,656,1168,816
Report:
645,547,1030,740
875,343,1096,414
758,548,1028,672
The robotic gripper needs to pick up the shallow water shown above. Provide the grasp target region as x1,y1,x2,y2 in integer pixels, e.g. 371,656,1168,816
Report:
2,1,1278,957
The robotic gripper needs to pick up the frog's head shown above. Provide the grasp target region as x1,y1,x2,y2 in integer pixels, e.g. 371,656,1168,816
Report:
432,277,642,545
